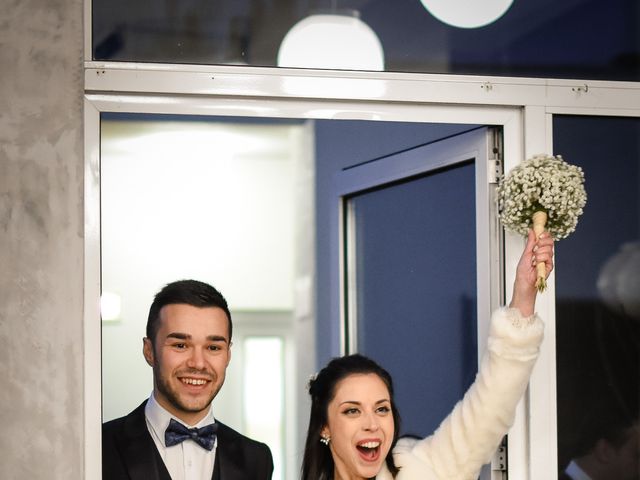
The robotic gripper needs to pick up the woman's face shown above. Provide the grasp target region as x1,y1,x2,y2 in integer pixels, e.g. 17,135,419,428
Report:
321,373,395,480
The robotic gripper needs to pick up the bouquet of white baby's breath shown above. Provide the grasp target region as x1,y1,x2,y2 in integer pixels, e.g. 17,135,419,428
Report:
498,153,587,291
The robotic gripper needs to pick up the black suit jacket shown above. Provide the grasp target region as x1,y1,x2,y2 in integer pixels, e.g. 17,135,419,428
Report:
102,401,274,480
558,471,574,480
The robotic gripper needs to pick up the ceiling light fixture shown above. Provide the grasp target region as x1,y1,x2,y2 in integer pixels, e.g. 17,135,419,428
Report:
419,0,514,28
277,9,384,71
101,291,122,322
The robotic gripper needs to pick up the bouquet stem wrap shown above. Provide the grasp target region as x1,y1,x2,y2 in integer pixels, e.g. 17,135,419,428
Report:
532,210,548,292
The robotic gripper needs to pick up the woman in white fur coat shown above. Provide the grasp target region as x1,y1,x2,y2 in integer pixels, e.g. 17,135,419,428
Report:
301,229,554,480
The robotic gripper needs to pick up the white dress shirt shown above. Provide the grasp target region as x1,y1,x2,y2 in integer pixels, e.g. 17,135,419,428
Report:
564,460,593,480
145,394,217,480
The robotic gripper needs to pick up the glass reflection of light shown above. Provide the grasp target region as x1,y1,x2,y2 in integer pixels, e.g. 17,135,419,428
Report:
419,0,514,28
278,13,384,71
597,241,640,319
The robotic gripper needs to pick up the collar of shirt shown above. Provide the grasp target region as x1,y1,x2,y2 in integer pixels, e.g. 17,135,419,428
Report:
145,393,217,447
565,460,593,480
144,394,218,480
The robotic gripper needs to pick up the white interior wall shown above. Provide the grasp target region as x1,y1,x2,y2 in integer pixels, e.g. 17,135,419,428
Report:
100,119,303,421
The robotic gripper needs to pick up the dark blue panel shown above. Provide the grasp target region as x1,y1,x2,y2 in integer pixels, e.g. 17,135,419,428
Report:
314,121,478,365
553,116,640,472
351,161,477,437
553,116,640,300
93,0,640,81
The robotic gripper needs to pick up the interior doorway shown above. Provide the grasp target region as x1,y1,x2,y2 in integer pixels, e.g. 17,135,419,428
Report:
90,103,522,479
100,114,313,480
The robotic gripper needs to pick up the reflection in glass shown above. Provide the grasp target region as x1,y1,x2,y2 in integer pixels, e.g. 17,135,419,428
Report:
418,0,514,29
277,12,384,70
597,241,640,319
554,116,640,479
92,0,640,81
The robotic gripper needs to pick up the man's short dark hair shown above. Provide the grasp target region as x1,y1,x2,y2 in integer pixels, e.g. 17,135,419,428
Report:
146,279,232,343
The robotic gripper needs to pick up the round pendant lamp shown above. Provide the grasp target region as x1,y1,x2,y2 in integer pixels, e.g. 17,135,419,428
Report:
419,0,514,28
597,241,640,319
277,12,384,71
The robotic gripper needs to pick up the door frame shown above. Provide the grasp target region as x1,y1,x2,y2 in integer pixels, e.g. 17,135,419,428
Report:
84,92,537,479
85,65,640,479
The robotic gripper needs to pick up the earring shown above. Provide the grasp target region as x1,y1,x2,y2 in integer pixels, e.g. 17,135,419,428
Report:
320,436,330,445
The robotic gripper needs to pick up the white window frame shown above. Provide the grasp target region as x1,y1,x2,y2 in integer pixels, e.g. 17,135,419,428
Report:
84,48,640,480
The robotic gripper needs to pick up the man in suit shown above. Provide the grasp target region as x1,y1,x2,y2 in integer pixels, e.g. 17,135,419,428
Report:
103,279,274,480
557,304,639,480
559,419,639,480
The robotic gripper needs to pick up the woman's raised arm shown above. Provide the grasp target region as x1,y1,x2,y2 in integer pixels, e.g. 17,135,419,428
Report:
391,230,554,479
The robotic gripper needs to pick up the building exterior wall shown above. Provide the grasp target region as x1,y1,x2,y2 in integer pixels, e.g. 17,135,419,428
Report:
0,0,84,477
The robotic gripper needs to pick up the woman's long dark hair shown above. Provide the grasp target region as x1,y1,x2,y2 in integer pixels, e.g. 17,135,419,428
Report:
301,354,401,480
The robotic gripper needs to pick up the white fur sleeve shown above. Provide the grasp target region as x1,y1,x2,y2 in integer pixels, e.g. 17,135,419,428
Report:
393,307,544,480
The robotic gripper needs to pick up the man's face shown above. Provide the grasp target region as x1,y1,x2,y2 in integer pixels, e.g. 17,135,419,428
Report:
143,303,231,425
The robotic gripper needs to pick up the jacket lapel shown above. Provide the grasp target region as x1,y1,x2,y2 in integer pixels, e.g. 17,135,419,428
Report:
212,423,245,480
118,401,172,480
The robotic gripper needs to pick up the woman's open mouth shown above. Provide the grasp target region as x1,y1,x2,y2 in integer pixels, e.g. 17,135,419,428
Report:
356,440,381,462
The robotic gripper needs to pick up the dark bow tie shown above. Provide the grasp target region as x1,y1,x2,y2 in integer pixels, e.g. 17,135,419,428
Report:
165,418,218,451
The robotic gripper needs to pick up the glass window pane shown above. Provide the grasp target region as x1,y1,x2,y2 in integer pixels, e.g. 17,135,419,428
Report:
553,115,640,478
93,0,639,81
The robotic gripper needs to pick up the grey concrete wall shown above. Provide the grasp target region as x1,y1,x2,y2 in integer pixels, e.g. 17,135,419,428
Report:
0,0,84,478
